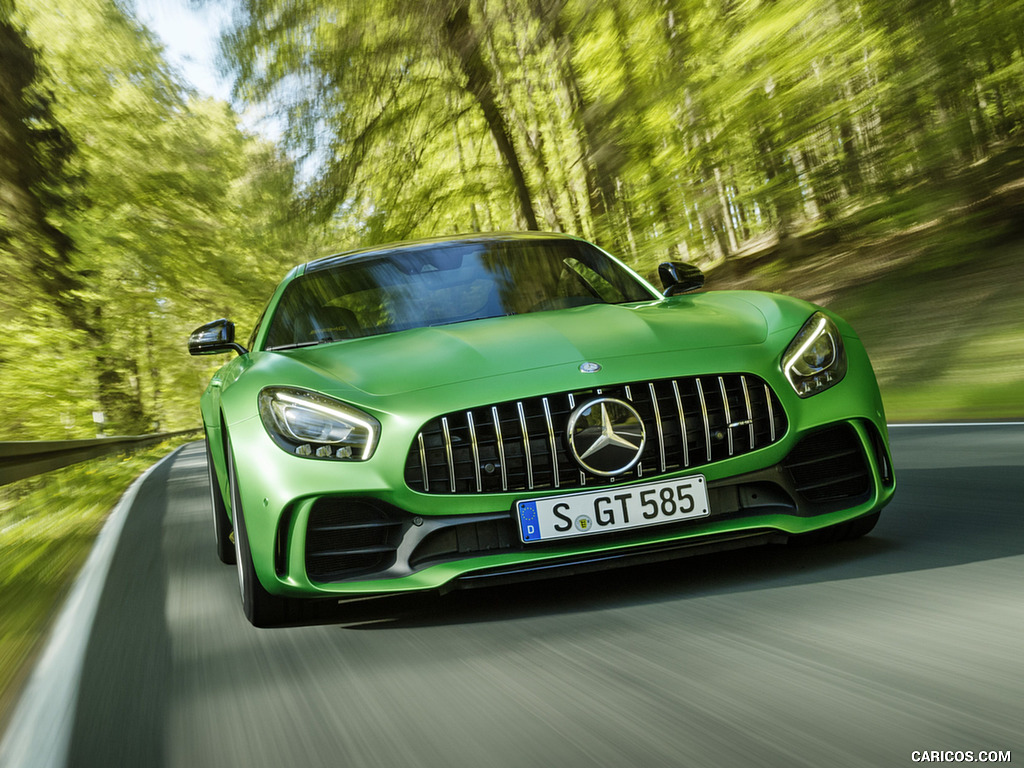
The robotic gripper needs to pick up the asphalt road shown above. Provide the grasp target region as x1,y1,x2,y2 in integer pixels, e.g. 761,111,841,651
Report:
6,425,1024,768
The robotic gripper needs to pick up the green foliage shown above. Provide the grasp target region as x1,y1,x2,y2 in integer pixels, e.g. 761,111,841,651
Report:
0,438,192,720
4,0,1024,438
0,0,315,439
219,0,1024,267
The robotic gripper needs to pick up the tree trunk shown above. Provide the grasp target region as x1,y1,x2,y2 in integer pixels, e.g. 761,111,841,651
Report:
496,0,563,230
450,104,481,231
713,165,739,253
442,2,538,230
530,0,625,250
609,3,680,257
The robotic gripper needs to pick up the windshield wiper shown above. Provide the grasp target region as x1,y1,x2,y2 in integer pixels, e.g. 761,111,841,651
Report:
266,339,334,351
428,313,506,327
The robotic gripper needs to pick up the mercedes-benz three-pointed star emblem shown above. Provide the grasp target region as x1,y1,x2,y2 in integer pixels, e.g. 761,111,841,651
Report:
566,397,647,476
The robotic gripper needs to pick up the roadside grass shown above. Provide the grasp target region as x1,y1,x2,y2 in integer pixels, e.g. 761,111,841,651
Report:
709,220,1024,422
0,438,193,730
826,240,1023,422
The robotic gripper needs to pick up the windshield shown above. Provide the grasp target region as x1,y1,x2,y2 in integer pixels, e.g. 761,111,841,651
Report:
263,238,656,350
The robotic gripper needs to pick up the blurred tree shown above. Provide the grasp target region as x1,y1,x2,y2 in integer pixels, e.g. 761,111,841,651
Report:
0,0,81,328
0,0,310,438
442,0,539,229
225,0,543,239
5,0,1024,436
0,0,114,434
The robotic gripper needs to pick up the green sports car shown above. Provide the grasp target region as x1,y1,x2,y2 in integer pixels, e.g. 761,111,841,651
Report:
189,232,895,627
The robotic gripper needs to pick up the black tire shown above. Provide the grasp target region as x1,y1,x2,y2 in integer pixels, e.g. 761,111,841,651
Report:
205,434,236,565
227,442,293,627
841,511,880,541
787,522,845,546
789,511,881,546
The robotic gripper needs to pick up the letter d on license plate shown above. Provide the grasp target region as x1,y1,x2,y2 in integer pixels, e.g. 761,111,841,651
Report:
516,475,710,543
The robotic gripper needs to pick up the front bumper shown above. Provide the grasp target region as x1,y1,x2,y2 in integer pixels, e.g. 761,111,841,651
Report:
221,323,895,598
248,418,894,597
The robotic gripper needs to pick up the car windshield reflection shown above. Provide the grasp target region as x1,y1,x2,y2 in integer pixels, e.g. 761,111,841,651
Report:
263,238,655,350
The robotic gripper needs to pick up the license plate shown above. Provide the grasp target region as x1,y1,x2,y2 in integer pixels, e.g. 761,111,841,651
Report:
516,475,710,543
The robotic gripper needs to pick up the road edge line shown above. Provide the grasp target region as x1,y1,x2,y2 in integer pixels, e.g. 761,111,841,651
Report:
888,421,1024,427
0,444,190,768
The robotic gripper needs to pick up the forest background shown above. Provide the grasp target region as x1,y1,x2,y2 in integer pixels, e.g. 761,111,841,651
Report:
3,0,1023,443
3,0,1024,722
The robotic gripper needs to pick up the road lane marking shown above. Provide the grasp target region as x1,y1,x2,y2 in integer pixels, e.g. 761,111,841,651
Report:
889,421,1024,427
0,446,188,768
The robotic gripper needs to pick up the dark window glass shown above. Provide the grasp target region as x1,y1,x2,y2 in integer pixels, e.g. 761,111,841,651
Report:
247,307,266,352
264,239,655,350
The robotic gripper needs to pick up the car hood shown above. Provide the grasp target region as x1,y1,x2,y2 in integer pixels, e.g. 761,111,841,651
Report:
268,293,791,398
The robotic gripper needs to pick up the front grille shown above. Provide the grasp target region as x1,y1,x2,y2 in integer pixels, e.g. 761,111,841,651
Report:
405,374,787,495
782,424,871,503
305,499,403,582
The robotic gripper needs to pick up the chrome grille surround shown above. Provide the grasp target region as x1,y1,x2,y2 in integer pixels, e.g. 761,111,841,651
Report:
404,374,788,495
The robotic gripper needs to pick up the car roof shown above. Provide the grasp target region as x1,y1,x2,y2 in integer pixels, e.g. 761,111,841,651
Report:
303,231,585,274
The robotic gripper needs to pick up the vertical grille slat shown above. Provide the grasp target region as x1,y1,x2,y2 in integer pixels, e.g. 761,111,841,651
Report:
623,385,642,477
649,383,667,473
718,376,734,457
441,417,456,493
740,376,755,450
567,393,587,487
416,433,429,493
695,377,712,463
467,411,482,493
517,401,534,490
671,380,689,469
406,374,787,494
491,406,508,492
542,397,560,489
765,383,776,442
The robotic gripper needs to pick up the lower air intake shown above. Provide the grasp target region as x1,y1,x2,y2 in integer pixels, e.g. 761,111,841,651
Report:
305,499,402,582
783,424,871,503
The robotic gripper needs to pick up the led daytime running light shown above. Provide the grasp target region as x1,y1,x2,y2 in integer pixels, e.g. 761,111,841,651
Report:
259,387,380,460
273,393,369,442
782,312,847,398
787,317,829,372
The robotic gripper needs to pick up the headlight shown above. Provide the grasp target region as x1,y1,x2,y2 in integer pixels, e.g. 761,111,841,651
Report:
258,387,380,460
782,312,847,397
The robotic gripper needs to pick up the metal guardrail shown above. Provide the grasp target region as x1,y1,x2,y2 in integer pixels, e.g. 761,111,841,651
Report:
0,429,203,486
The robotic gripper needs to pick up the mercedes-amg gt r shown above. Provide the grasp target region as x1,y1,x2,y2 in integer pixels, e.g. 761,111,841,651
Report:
189,233,895,626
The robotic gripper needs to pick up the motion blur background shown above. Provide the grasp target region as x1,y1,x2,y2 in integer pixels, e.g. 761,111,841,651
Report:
2,0,1023,729
4,0,1024,440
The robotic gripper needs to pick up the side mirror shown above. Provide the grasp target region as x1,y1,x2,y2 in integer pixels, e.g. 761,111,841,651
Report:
188,319,248,356
659,262,705,296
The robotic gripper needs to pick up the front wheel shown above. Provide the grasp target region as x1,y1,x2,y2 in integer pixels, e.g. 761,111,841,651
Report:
788,511,881,546
227,442,294,627
842,510,880,540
